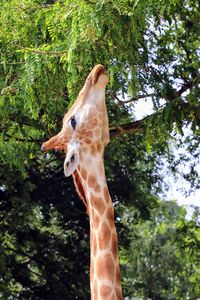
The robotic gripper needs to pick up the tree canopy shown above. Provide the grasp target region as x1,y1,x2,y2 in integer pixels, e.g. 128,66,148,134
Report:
0,0,199,299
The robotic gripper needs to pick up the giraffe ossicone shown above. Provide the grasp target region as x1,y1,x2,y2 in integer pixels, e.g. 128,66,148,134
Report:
42,65,123,300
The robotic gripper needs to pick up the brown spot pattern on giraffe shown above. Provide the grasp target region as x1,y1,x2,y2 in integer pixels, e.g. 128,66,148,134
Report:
98,221,111,250
85,138,92,144
90,145,97,155
93,280,98,300
96,142,103,152
100,285,112,298
115,287,123,300
92,233,97,257
90,262,94,280
90,194,106,215
81,146,88,153
88,175,96,187
87,118,98,129
94,128,101,137
103,186,110,203
94,183,101,193
81,167,88,180
107,207,115,224
115,265,122,288
92,208,100,229
111,233,118,261
96,253,115,282
86,131,94,138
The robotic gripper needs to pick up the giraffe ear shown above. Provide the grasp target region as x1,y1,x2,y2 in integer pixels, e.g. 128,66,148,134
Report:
64,148,79,177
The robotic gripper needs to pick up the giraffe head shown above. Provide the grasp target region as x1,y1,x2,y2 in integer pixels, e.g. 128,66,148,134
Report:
41,64,109,178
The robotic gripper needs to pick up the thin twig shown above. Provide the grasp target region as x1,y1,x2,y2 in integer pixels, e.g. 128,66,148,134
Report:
14,43,68,56
0,61,26,65
118,93,155,105
109,118,147,138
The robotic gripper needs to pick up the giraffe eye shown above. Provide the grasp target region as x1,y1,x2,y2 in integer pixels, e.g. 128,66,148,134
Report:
70,116,76,130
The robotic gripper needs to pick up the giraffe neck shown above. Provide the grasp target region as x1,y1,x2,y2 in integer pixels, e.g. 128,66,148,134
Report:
78,153,123,300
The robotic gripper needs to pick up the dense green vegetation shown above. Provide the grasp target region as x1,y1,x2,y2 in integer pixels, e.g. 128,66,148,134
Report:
0,0,199,299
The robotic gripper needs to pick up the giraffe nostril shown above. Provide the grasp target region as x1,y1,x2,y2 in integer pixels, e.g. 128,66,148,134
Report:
71,154,75,162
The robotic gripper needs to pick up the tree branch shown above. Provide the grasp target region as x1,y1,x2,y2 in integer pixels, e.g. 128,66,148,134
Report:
118,93,155,105
177,40,192,63
4,133,42,143
0,87,17,96
14,43,68,56
110,76,199,139
3,245,63,282
109,102,174,139
177,83,192,96
109,116,148,138
116,75,197,107
0,61,26,65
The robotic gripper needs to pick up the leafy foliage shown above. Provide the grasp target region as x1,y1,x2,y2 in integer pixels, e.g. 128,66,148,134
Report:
0,0,199,299
122,201,200,300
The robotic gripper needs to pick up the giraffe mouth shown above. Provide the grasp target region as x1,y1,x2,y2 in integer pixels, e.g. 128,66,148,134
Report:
91,64,107,85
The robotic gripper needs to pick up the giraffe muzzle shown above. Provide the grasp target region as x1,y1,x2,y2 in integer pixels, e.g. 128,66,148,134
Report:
64,141,80,177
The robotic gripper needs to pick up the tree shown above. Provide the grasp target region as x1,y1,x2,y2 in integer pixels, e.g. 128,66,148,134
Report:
0,0,199,299
0,0,199,184
121,201,200,300
0,163,91,299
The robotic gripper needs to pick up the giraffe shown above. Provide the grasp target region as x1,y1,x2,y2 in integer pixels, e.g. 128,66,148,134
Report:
41,65,123,300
